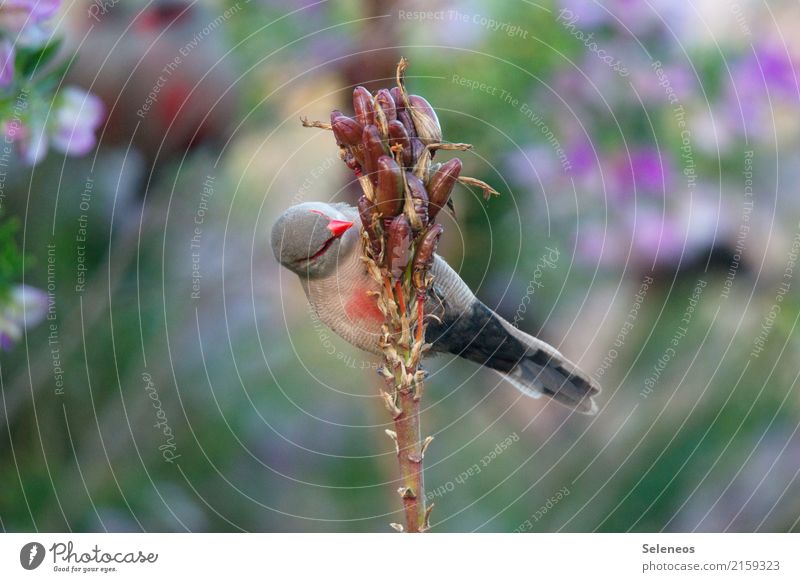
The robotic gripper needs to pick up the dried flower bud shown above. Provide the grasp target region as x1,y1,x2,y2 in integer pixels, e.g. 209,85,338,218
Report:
387,120,412,168
385,215,412,280
373,104,389,139
427,158,462,221
375,89,397,122
405,171,429,229
407,94,442,145
390,86,406,111
353,86,375,127
358,195,381,256
398,110,417,138
412,223,444,291
361,124,388,182
375,155,404,217
409,137,425,166
331,113,363,147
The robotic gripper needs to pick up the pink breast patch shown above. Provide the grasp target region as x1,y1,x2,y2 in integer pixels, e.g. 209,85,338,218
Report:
345,290,384,325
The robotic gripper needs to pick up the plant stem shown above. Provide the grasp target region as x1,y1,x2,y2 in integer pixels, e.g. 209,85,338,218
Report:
392,383,425,532
378,274,431,533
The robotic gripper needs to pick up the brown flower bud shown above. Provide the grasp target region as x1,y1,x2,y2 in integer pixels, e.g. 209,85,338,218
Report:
412,223,444,291
398,110,417,138
410,137,426,166
405,171,429,229
427,158,462,221
387,120,412,168
407,94,442,145
390,86,406,112
375,155,404,217
358,195,381,256
385,215,412,280
375,89,397,122
361,124,388,182
330,112,363,147
353,86,375,127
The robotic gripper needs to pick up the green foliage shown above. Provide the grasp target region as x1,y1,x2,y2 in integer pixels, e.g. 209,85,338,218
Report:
15,38,63,79
0,215,24,297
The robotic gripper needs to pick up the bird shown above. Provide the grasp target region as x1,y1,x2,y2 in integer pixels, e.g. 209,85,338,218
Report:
271,201,600,414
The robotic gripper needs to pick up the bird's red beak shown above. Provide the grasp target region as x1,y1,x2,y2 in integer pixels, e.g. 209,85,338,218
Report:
326,219,354,237
310,210,353,237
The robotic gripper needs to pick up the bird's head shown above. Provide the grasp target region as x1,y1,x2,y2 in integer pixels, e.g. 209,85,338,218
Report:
271,202,357,278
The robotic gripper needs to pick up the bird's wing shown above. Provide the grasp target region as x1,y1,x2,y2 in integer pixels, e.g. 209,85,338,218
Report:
426,255,599,414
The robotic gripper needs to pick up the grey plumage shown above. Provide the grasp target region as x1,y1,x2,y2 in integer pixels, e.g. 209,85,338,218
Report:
271,202,600,414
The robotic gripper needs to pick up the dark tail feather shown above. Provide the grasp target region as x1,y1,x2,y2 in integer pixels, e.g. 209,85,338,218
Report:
493,314,599,414
500,346,599,414
428,299,600,414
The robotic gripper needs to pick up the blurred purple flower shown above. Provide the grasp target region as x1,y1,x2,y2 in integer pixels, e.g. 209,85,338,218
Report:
0,0,60,33
557,0,611,29
608,0,668,34
558,0,682,36
50,86,105,156
724,43,800,142
0,39,14,87
611,147,671,199
751,45,798,98
0,284,47,350
576,184,721,270
564,134,604,191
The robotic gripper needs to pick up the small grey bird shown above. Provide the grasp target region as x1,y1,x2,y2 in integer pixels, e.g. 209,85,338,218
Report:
271,202,600,414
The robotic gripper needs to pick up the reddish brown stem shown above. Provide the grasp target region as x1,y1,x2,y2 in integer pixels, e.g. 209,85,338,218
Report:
395,281,406,316
383,277,394,302
416,296,424,344
393,386,425,532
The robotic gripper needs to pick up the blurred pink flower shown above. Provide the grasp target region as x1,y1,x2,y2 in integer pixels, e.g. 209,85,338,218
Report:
4,86,105,164
0,39,14,87
0,0,60,33
16,119,48,165
0,284,47,350
50,86,105,156
628,207,685,268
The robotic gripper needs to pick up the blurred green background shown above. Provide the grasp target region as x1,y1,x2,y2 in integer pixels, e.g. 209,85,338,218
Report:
1,0,799,532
